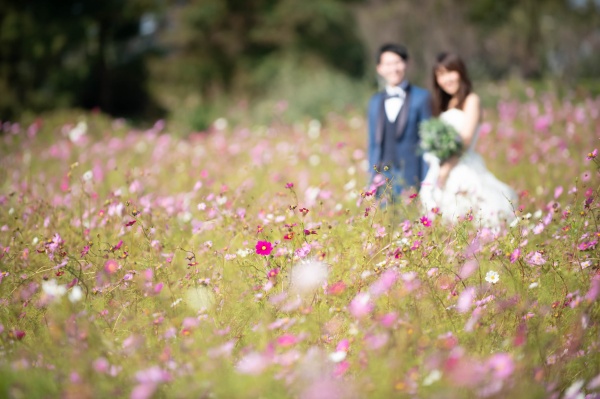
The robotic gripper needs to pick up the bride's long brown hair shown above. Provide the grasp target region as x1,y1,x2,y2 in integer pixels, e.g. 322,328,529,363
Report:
431,52,472,116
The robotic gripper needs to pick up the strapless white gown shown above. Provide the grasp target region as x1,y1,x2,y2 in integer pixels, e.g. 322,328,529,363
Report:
420,109,517,227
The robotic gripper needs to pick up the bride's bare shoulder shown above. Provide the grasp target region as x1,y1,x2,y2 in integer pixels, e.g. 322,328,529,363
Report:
464,93,480,107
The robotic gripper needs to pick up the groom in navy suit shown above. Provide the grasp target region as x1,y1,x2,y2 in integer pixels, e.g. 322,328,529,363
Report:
367,43,431,199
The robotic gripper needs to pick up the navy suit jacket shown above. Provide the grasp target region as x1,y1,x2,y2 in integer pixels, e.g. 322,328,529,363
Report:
367,84,432,189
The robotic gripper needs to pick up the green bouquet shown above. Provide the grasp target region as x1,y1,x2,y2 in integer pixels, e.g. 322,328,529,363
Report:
419,118,463,162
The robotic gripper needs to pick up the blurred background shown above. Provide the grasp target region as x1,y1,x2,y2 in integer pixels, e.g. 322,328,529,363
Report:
2,0,600,131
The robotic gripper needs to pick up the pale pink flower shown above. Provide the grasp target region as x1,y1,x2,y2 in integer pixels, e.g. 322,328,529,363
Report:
207,340,235,358
333,360,350,378
236,351,271,375
554,186,563,199
585,276,600,303
93,358,110,373
364,333,389,350
131,366,171,399
509,248,521,263
526,251,546,266
457,287,476,313
295,242,312,258
465,307,483,332
379,312,398,328
369,269,398,298
348,292,374,319
458,260,478,279
300,378,350,399
153,282,164,294
336,339,350,352
486,353,514,379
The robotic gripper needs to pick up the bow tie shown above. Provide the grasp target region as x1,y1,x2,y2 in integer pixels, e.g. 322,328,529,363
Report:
385,88,405,99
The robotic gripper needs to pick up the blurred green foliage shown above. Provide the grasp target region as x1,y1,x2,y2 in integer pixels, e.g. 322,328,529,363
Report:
1,0,600,127
0,0,164,121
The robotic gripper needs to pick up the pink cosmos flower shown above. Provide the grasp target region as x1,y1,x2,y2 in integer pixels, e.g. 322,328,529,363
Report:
236,351,271,375
457,287,476,313
526,251,546,266
587,149,598,160
578,239,597,251
364,333,389,350
295,242,311,258
277,334,298,347
420,216,431,227
131,366,172,399
348,292,374,319
585,275,600,303
379,312,398,328
12,329,26,340
509,248,521,263
369,269,398,298
458,260,478,279
333,360,350,377
327,281,346,295
336,339,350,352
104,259,119,274
554,186,563,199
486,353,514,379
153,282,163,294
533,223,545,234
93,358,110,373
255,240,273,256
534,115,551,132
267,268,279,278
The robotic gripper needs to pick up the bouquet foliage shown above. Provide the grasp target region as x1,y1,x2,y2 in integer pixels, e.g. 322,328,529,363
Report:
419,118,463,162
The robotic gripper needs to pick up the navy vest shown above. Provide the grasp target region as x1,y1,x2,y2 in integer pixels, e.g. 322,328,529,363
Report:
381,113,399,167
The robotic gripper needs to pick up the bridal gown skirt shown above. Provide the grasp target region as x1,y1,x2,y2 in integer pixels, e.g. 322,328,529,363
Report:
420,151,518,227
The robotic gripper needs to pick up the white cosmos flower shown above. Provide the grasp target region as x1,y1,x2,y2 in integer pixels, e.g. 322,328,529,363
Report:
237,248,252,258
82,170,93,181
485,270,500,284
290,258,328,295
68,121,87,142
423,369,442,386
68,286,83,303
42,279,67,298
329,351,347,363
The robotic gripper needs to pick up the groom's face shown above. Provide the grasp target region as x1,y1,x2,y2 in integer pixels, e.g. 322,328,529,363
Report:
377,51,406,87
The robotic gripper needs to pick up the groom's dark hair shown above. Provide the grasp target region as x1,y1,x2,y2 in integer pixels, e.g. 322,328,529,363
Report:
377,43,409,64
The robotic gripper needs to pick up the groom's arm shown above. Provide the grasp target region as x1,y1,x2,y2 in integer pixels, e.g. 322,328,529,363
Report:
419,90,432,121
367,96,379,177
418,90,433,182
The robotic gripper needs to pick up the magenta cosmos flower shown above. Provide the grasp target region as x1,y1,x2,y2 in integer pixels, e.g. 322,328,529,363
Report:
255,240,273,256
420,216,432,227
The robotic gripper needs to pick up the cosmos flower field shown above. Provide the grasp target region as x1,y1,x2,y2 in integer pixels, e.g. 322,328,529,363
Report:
0,90,599,399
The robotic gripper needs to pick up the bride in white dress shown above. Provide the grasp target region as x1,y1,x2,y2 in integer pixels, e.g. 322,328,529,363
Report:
420,53,517,227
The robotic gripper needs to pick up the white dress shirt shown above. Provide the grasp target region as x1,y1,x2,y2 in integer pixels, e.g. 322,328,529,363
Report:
384,85,406,122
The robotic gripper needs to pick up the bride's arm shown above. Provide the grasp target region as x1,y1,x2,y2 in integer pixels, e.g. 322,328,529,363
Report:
437,93,481,187
460,93,481,147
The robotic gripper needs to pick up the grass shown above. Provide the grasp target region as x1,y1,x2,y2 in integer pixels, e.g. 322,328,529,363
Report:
0,87,598,398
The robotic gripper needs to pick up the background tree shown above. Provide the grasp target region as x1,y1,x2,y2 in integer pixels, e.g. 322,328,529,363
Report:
2,0,600,124
0,0,162,120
